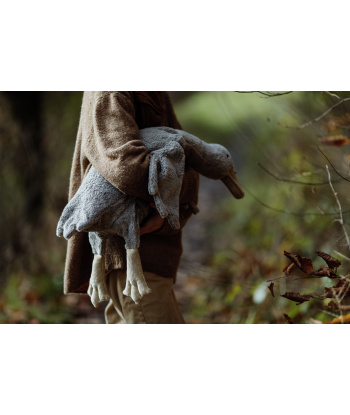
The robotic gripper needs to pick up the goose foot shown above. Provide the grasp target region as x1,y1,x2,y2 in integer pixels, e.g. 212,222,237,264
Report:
123,249,152,304
87,254,110,308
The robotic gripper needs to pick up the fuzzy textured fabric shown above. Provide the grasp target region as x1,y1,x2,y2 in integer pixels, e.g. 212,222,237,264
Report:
57,165,152,251
57,129,186,306
58,125,244,306
58,126,243,254
57,139,184,306
64,92,199,294
57,163,154,306
148,140,185,229
140,126,244,192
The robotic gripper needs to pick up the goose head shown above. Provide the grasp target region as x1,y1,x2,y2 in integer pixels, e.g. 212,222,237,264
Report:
140,127,245,199
204,143,244,199
178,131,244,199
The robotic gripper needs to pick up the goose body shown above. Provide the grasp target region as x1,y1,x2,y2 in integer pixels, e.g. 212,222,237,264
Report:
57,127,244,307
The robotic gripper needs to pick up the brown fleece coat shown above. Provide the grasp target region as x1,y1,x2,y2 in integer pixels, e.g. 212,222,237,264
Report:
64,92,199,294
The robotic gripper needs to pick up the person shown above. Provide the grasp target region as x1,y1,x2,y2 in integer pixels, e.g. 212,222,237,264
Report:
64,91,199,324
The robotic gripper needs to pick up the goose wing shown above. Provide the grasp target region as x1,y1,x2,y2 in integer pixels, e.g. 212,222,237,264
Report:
56,166,127,240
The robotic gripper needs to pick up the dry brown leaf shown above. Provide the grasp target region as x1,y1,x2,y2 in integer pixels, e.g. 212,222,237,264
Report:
283,314,294,324
334,113,350,126
323,114,350,133
324,282,350,299
334,278,349,289
315,251,341,269
313,266,337,278
319,135,350,146
324,300,339,311
280,291,317,305
267,282,274,297
284,251,314,274
283,263,296,276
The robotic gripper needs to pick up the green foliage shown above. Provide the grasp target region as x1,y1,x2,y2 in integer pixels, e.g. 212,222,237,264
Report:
2,91,350,323
173,91,350,324
0,273,73,324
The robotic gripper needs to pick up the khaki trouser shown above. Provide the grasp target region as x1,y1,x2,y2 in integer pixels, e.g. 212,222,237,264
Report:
104,269,185,324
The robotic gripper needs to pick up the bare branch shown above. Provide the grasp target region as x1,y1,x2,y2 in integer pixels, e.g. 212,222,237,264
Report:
326,165,350,250
266,275,289,283
234,91,293,98
333,250,350,262
333,123,350,130
318,146,350,183
292,276,339,281
243,185,350,217
257,91,293,98
302,157,327,171
258,163,343,186
277,97,350,130
326,304,350,311
325,91,341,99
338,280,350,303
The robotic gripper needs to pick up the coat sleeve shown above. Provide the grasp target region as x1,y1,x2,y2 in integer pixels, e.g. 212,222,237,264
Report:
83,91,200,207
83,91,152,201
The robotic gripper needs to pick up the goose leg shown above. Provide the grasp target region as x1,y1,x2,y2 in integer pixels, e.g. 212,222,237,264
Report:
87,254,110,308
123,248,152,304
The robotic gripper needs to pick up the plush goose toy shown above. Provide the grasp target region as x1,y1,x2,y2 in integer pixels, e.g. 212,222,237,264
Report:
57,127,244,307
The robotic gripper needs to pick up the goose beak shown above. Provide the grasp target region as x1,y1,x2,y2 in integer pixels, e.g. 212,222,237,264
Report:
221,167,245,199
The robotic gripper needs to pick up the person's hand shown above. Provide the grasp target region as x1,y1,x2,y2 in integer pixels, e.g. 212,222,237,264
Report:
139,202,164,235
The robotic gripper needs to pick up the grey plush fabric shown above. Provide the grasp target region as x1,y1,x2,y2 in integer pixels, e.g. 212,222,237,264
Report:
57,127,243,254
57,126,244,306
140,126,236,180
57,165,153,253
148,140,185,229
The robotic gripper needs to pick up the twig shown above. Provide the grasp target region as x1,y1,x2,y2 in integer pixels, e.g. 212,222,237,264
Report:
302,157,327,171
243,185,350,217
333,250,350,262
258,163,343,186
326,164,350,250
292,276,339,281
234,91,293,98
258,92,293,98
322,309,340,319
266,275,289,283
277,97,350,130
329,304,350,311
317,146,350,183
333,124,350,130
325,91,341,100
338,280,350,303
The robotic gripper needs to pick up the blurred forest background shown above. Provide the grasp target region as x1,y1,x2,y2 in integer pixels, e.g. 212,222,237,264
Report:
1,91,350,323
